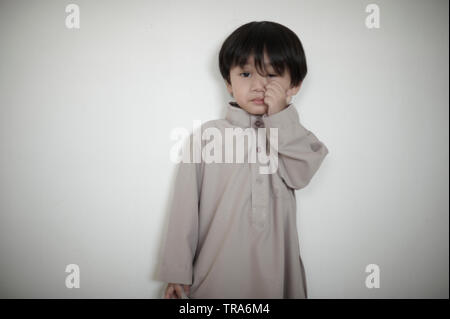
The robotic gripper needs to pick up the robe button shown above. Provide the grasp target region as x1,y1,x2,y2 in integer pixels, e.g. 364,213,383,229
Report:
254,120,264,128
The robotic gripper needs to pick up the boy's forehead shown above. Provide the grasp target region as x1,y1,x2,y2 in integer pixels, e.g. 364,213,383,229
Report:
245,54,271,66
240,56,273,69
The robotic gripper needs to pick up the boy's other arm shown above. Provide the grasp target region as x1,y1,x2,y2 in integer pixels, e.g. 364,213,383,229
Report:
262,104,329,190
156,131,203,286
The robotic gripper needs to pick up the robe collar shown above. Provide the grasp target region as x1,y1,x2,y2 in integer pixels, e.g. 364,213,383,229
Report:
225,101,292,128
225,101,261,128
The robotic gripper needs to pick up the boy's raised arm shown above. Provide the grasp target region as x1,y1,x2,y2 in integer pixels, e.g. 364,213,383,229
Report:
262,104,329,190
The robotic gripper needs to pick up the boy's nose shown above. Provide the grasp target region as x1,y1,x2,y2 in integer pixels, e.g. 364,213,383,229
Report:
252,74,269,90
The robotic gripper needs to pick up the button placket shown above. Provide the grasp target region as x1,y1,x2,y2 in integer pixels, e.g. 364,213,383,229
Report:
248,114,270,228
253,116,264,129
251,162,270,228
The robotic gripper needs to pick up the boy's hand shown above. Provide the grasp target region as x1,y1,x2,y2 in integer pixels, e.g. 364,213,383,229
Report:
263,80,291,116
164,283,191,299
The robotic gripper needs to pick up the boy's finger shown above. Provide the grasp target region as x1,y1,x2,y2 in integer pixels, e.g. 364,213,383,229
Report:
267,81,284,94
266,80,280,88
164,285,174,299
183,285,190,296
174,285,184,298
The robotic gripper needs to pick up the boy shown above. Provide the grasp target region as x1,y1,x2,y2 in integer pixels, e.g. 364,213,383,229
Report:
156,21,329,299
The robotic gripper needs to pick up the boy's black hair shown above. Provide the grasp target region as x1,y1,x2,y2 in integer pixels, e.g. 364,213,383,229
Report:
219,21,307,88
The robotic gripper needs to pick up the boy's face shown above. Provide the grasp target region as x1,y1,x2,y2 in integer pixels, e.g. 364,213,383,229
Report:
226,52,301,115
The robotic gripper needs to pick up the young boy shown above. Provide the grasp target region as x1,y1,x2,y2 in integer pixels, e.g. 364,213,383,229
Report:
156,21,329,299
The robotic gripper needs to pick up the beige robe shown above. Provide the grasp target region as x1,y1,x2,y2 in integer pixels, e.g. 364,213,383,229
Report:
156,101,329,298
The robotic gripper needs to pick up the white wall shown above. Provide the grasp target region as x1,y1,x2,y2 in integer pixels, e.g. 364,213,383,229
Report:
0,0,447,298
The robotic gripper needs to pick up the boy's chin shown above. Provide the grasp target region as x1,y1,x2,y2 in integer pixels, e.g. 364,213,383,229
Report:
241,104,267,115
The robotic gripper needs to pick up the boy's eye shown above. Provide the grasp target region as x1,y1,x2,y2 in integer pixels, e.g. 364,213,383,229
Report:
239,72,277,78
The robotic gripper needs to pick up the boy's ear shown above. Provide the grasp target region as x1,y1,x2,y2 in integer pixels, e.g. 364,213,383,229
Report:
225,81,233,95
286,81,302,97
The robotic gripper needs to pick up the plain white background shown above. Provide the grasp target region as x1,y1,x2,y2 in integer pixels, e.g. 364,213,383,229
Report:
0,0,448,298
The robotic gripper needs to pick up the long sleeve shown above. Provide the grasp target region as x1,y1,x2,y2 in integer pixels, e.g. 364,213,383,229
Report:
155,131,203,285
262,104,329,190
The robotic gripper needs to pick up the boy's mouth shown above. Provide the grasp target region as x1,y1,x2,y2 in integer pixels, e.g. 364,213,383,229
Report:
252,99,265,105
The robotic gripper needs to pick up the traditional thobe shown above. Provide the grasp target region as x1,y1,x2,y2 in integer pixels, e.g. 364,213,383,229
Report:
156,101,329,298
